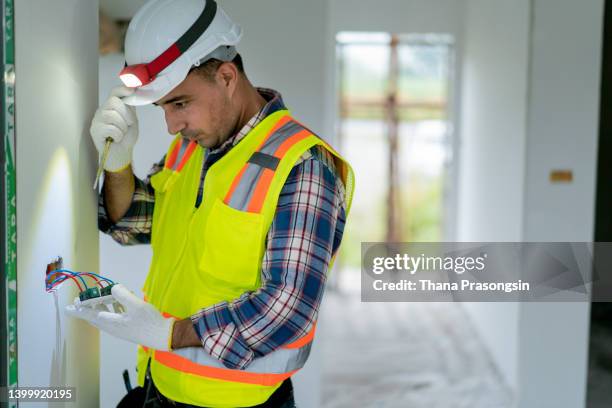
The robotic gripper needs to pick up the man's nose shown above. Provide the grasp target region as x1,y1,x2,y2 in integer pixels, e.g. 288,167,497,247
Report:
165,111,185,135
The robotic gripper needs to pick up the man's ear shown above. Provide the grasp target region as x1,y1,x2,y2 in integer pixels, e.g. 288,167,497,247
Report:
217,62,238,95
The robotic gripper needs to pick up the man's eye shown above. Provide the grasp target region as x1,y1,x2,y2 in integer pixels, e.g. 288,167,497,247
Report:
174,101,188,109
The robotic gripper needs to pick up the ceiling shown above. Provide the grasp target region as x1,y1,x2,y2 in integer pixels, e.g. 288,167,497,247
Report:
99,0,148,20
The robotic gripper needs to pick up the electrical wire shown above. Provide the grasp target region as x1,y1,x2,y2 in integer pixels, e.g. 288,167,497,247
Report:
47,271,87,290
58,269,114,284
78,273,103,286
76,271,115,285
56,270,104,287
45,269,115,292
46,272,84,292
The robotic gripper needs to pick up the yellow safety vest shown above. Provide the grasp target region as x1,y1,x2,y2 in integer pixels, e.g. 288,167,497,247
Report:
136,110,354,407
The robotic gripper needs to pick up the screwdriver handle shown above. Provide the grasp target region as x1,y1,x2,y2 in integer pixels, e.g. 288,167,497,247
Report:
93,137,113,190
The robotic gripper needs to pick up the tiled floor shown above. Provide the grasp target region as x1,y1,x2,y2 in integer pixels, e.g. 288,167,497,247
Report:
319,290,514,408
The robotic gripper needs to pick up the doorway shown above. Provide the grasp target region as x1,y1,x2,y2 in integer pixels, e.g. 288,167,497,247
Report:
587,0,612,406
334,32,455,291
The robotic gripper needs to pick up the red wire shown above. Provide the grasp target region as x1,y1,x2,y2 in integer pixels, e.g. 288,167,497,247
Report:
47,272,83,292
78,272,104,287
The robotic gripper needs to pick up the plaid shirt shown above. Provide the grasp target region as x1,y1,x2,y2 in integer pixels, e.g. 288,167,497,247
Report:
99,89,347,369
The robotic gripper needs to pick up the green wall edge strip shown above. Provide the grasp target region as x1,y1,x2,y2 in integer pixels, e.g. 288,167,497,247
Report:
3,0,17,402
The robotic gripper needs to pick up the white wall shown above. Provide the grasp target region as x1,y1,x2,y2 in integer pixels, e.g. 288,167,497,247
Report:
518,1,603,407
223,0,328,136
459,0,604,406
523,1,602,241
458,0,531,391
15,0,100,406
328,0,465,33
457,0,530,244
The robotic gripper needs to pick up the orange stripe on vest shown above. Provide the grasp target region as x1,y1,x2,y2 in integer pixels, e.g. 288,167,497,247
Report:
283,323,317,349
165,139,183,169
154,350,297,386
223,115,293,205
246,129,311,213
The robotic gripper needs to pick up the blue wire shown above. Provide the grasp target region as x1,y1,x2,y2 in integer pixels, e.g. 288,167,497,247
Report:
48,269,88,289
46,269,116,292
53,269,115,285
45,274,82,291
79,272,115,284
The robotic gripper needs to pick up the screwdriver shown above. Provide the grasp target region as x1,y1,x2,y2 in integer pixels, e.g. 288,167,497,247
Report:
93,137,113,190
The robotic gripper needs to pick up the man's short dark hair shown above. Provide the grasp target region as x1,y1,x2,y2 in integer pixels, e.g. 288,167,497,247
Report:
191,53,245,82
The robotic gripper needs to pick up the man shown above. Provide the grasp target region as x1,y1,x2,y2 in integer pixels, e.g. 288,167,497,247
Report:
66,0,353,407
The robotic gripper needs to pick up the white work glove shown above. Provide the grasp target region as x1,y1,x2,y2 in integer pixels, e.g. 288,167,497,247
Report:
65,284,175,351
90,86,139,172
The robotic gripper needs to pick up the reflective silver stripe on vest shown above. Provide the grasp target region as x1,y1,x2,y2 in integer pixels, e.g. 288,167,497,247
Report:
226,121,304,211
168,138,191,171
169,340,312,374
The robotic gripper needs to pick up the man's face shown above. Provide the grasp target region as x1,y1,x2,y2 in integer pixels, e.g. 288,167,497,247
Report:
154,68,238,149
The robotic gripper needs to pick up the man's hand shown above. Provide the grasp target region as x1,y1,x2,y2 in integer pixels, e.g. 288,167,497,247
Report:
90,86,139,172
172,318,201,349
65,284,175,351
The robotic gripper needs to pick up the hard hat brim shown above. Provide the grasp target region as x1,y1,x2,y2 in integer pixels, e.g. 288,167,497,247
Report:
122,86,174,106
122,57,191,106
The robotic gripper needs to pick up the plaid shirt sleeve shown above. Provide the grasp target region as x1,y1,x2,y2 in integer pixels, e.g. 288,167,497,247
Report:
190,146,347,370
98,156,165,245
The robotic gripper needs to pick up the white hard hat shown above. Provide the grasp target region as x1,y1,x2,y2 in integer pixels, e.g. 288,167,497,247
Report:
120,0,242,106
